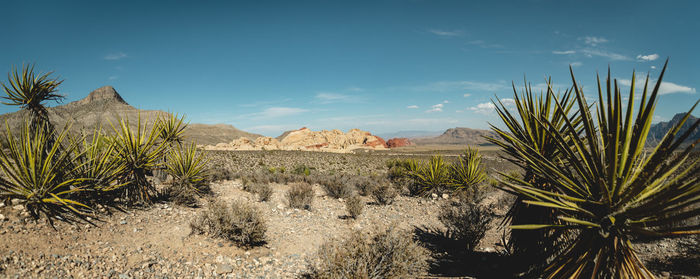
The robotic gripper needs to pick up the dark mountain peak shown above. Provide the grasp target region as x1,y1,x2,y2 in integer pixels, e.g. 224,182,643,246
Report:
76,86,128,106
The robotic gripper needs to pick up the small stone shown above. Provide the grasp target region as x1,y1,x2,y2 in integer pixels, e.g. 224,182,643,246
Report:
120,220,127,225
0,214,6,221
10,198,21,205
441,193,449,199
431,193,438,200
216,264,233,274
12,204,24,211
276,204,284,210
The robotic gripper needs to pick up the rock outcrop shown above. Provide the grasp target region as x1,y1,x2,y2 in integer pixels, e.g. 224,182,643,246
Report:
386,138,412,148
206,127,389,153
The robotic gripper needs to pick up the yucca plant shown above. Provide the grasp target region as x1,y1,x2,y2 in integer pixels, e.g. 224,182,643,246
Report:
451,147,487,190
410,155,452,195
0,122,89,220
1,64,63,134
498,60,700,278
166,142,209,192
487,78,580,268
70,128,125,193
156,112,188,146
109,114,166,204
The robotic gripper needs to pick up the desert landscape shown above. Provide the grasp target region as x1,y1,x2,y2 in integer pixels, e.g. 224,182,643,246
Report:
1,1,700,279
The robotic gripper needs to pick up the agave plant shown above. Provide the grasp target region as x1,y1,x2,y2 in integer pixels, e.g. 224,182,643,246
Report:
498,60,700,278
0,122,88,220
1,64,63,134
451,147,487,190
487,78,580,268
110,114,166,204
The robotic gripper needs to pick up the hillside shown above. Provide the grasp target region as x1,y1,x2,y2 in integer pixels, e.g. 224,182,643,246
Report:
411,127,496,146
0,86,260,145
648,113,699,146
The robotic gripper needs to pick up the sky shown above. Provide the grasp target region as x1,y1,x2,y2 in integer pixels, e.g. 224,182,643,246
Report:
1,0,698,137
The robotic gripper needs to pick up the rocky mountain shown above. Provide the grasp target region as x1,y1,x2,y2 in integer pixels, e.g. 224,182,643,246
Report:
648,113,699,146
411,127,496,146
206,127,390,153
0,86,260,145
377,130,443,140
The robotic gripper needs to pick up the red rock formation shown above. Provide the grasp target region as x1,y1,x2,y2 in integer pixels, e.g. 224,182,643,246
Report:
364,136,388,148
305,142,329,149
386,138,412,148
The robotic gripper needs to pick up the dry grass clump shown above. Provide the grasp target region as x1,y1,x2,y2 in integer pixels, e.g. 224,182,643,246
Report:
286,182,314,210
190,200,266,247
351,176,381,196
306,227,431,279
345,195,363,219
371,183,398,205
439,201,493,251
319,174,355,199
163,184,200,207
243,182,273,202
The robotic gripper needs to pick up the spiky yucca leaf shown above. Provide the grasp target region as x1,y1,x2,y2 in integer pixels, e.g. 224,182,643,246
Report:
1,64,63,133
156,112,188,146
451,146,487,189
166,142,209,190
0,122,89,219
410,155,452,195
110,114,166,203
70,128,126,192
487,78,580,268
499,60,700,278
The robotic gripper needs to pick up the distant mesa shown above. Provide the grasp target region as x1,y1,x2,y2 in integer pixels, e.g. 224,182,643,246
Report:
206,127,391,153
410,127,496,146
74,86,128,106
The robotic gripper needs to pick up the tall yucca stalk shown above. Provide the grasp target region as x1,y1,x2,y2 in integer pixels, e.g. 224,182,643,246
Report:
110,114,166,204
0,122,88,219
1,64,63,134
487,79,580,268
451,147,487,190
499,60,700,278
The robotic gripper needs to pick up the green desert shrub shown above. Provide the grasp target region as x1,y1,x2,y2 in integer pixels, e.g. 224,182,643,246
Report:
190,199,266,247
0,122,89,220
287,182,314,210
164,142,210,206
351,176,378,196
371,182,398,205
292,164,312,176
1,64,63,134
495,61,700,278
306,227,431,279
345,195,363,219
451,147,487,190
409,155,452,195
439,201,494,251
70,128,124,194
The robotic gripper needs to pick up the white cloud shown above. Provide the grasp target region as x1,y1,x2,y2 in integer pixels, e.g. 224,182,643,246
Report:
108,75,118,80
443,100,449,103
315,92,356,104
249,107,309,119
553,50,576,55
466,40,504,49
463,93,471,97
618,79,696,95
104,52,127,60
580,36,608,46
651,66,657,69
581,49,631,61
428,29,462,37
469,98,515,115
636,54,659,61
570,62,583,67
426,103,444,113
407,105,419,109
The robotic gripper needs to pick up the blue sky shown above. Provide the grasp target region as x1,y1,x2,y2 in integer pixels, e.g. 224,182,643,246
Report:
1,0,698,137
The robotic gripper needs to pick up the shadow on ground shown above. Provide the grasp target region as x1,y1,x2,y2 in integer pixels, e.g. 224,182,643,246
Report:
415,227,524,278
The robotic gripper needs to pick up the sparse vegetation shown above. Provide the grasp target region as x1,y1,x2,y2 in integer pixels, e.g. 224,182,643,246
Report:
306,227,431,279
439,201,494,251
286,182,314,210
371,182,398,205
319,174,355,199
345,195,363,219
164,142,210,206
244,182,273,202
190,199,267,247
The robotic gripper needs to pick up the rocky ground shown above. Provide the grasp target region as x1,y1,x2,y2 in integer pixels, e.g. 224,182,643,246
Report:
0,150,697,278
